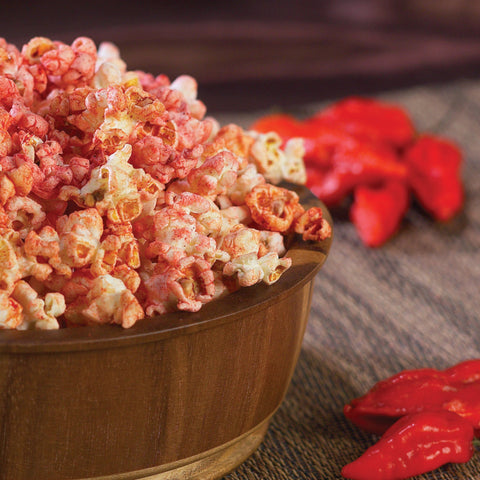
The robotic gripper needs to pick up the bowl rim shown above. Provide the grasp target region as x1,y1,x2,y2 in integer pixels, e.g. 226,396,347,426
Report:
0,184,333,354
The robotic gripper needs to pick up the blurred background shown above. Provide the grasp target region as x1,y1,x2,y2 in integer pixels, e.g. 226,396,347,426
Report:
2,0,480,113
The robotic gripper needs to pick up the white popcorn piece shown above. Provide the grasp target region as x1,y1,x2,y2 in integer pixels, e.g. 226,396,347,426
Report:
13,280,65,330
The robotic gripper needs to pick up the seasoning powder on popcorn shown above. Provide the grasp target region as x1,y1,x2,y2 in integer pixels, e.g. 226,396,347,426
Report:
0,36,331,329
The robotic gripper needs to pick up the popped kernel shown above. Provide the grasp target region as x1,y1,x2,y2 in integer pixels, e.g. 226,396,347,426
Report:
294,206,332,242
6,195,46,238
0,289,22,329
0,35,331,330
222,252,291,287
144,256,215,315
245,184,303,233
248,131,307,185
168,150,240,199
13,280,65,330
57,208,103,268
65,274,143,328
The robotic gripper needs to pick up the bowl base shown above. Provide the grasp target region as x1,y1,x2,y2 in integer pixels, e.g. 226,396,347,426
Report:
84,417,270,480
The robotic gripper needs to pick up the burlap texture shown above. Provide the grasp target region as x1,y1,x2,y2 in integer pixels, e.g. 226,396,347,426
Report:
221,79,480,479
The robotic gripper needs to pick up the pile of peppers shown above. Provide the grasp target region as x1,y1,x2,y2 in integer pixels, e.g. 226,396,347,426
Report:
342,360,480,479
250,97,464,247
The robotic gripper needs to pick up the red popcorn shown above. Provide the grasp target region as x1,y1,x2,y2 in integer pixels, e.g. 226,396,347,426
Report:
293,206,332,242
0,35,331,330
245,184,303,233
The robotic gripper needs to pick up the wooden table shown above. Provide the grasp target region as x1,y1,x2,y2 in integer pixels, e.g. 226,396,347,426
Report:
220,78,480,479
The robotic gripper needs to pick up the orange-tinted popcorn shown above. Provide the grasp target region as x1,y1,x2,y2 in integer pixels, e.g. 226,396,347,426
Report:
5,196,46,238
0,289,22,329
245,184,303,233
64,273,143,328
0,35,331,329
226,164,266,206
293,207,332,242
168,150,240,199
144,255,215,316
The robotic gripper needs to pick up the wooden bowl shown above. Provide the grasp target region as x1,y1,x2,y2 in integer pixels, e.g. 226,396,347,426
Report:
0,184,332,480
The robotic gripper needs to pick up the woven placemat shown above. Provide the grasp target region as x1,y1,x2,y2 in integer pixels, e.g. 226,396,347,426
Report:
220,79,480,479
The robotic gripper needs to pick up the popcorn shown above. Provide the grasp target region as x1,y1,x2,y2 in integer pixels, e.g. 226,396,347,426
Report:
219,225,261,259
25,226,70,277
169,75,206,120
293,206,332,242
168,150,240,200
148,200,217,264
259,231,287,257
0,289,22,329
222,252,292,287
79,144,155,223
249,131,285,183
204,124,254,169
0,233,24,292
12,280,65,330
64,274,143,328
144,256,215,315
5,196,46,238
0,174,15,205
282,138,307,184
248,131,307,185
245,184,303,233
0,35,331,330
226,163,265,205
57,208,103,268
94,42,127,88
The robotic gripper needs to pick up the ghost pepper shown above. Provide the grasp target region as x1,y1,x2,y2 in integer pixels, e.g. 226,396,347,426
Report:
309,97,416,149
342,411,474,480
344,360,480,436
248,113,303,139
307,140,407,207
250,97,465,247
404,134,464,221
349,180,409,247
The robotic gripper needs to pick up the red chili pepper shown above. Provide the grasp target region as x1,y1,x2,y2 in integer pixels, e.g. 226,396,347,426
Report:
349,180,409,247
249,113,304,139
345,368,451,418
446,359,480,384
344,360,480,435
250,100,410,210
301,118,408,206
309,97,416,149
343,407,401,437
250,112,352,169
341,411,474,480
301,119,355,166
404,135,464,221
442,383,480,438
250,98,464,247
306,141,407,207
344,376,452,429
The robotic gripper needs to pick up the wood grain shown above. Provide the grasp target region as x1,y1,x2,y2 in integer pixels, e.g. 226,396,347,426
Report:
0,187,332,480
85,413,270,479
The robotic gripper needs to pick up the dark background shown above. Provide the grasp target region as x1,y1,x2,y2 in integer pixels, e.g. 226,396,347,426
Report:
2,0,480,112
